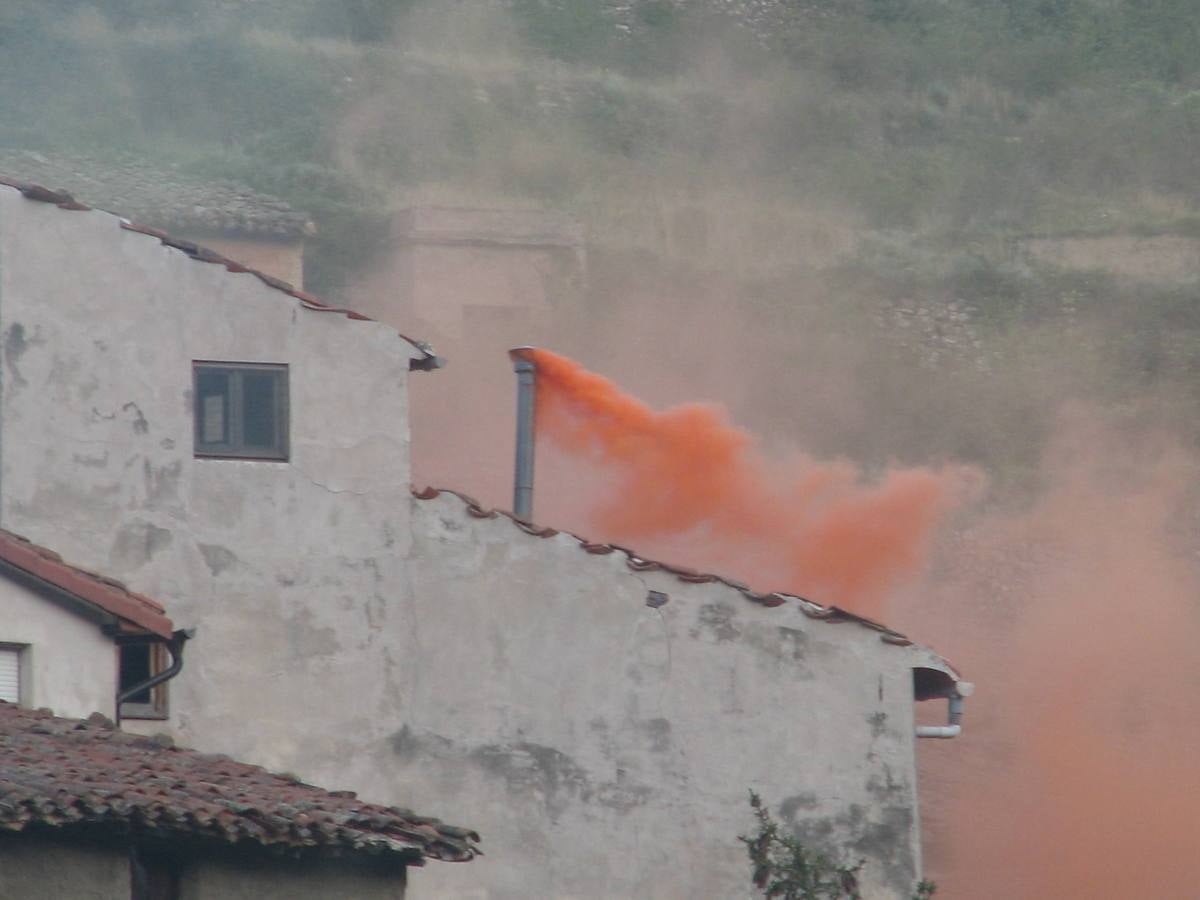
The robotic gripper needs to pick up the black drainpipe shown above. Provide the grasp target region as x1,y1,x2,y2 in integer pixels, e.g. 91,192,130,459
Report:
115,628,194,727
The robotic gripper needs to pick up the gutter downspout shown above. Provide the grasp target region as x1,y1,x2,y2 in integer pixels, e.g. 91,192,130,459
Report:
115,628,194,727
916,681,973,739
510,347,537,521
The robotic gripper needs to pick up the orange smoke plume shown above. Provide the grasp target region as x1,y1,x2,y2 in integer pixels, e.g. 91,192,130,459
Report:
526,348,979,615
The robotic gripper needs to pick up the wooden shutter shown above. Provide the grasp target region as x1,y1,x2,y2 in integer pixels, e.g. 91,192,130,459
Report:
0,647,20,704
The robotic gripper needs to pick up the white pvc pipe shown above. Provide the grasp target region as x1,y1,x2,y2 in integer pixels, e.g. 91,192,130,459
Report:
916,684,972,739
915,725,961,739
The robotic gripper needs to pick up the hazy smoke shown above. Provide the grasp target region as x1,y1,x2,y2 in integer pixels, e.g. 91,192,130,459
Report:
526,347,980,615
901,410,1200,898
338,5,1200,897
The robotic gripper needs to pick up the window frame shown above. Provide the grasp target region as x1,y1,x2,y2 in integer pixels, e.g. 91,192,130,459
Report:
117,640,169,721
0,643,26,705
193,361,290,461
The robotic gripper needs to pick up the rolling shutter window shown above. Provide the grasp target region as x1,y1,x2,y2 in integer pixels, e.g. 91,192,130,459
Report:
0,647,20,704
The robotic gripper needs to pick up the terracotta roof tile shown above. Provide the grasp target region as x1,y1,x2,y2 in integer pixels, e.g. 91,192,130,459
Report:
0,529,173,639
0,703,479,864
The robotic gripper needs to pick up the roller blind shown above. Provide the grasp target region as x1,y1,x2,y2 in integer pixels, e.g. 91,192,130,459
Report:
0,647,20,704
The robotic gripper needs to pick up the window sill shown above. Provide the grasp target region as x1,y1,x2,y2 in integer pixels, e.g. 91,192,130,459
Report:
119,703,169,721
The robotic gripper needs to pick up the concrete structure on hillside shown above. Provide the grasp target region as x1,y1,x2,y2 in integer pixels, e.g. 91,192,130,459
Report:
1018,230,1200,282
0,149,313,287
0,703,478,900
354,206,586,342
0,178,967,898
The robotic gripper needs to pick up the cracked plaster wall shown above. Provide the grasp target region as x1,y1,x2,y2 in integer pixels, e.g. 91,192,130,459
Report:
382,492,940,899
0,188,416,772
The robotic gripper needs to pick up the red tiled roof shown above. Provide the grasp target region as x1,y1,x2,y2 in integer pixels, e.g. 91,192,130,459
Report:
0,178,439,367
0,529,173,639
0,703,480,864
413,486,962,673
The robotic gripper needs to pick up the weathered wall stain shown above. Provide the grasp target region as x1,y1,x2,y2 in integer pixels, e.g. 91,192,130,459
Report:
284,607,341,658
691,602,740,642
109,520,172,570
198,543,239,577
3,323,35,389
122,402,149,435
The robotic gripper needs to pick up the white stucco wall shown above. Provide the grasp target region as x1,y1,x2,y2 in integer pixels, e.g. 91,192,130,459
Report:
378,493,947,900
0,835,407,900
181,855,406,900
0,186,418,767
0,836,129,900
0,576,117,718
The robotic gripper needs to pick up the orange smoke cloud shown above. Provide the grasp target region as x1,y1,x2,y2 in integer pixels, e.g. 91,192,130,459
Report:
900,410,1200,898
527,348,980,614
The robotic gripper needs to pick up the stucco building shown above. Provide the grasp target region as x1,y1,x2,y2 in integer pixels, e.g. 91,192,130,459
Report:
352,205,587,343
0,176,968,898
0,526,176,721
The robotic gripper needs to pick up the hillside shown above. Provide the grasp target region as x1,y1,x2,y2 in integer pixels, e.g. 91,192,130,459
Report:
2,0,1200,481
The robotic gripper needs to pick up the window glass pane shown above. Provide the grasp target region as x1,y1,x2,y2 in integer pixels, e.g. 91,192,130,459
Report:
195,371,230,445
241,371,278,449
0,648,19,704
120,644,153,705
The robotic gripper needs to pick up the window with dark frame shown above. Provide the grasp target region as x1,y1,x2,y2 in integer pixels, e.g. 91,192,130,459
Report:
118,641,169,720
130,845,181,900
193,362,289,460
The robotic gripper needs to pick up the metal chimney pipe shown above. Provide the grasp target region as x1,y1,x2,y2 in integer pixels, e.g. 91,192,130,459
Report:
509,347,537,520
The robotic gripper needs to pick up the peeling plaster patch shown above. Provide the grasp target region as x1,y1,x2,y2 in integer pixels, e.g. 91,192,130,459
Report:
122,402,149,434
285,607,341,657
3,323,32,388
692,602,740,642
866,711,889,739
850,805,916,889
637,717,672,753
390,726,653,818
778,793,820,823
198,543,239,576
783,795,917,891
72,450,109,469
143,460,182,507
471,741,650,819
390,725,455,762
743,624,815,678
866,765,907,803
110,520,172,570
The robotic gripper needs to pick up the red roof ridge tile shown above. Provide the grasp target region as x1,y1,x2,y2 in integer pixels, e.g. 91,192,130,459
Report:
0,528,173,639
411,485,960,671
0,178,439,367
